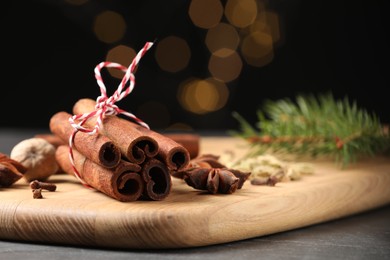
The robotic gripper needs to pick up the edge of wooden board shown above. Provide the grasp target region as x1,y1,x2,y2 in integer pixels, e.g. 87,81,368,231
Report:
0,137,389,249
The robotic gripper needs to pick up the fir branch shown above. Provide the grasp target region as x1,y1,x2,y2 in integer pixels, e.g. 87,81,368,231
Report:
230,92,390,167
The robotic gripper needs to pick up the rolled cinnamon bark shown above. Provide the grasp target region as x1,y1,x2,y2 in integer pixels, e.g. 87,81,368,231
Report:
135,128,191,171
162,133,200,159
50,111,121,168
72,98,159,164
55,145,144,202
140,158,172,201
73,98,190,170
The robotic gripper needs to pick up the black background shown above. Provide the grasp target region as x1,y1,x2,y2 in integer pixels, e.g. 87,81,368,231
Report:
2,0,389,131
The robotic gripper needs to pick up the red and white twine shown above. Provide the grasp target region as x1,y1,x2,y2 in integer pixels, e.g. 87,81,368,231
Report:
68,42,153,188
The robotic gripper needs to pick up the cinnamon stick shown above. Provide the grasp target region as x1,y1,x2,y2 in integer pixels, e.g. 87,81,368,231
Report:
55,145,144,202
50,111,121,168
135,127,191,171
140,158,172,201
162,133,200,159
72,98,159,164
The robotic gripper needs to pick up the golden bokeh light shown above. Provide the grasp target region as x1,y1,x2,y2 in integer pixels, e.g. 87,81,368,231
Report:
241,31,274,67
249,11,281,44
177,77,229,114
106,45,136,79
65,0,89,5
136,101,170,129
225,0,258,28
155,36,191,73
93,11,126,44
265,11,281,44
189,0,224,29
212,48,236,58
191,0,283,69
205,23,240,57
208,51,242,82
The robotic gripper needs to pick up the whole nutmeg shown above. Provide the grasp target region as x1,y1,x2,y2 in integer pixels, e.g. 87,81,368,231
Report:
10,137,59,182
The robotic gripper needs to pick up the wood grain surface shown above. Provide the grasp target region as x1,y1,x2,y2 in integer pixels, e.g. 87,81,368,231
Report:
1,136,390,249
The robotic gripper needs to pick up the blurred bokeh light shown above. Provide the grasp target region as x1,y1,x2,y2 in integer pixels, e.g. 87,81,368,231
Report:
224,0,258,28
241,31,274,67
106,45,136,79
205,22,240,57
155,36,191,73
177,77,229,114
208,51,243,82
189,0,224,29
2,0,388,131
93,10,126,44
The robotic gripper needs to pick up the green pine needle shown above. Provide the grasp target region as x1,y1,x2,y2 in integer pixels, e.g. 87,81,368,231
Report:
229,92,390,167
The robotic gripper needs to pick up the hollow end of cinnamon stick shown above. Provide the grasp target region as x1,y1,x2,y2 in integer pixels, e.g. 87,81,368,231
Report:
55,145,144,202
72,98,159,165
141,158,172,201
164,146,191,172
133,128,191,172
116,171,144,199
127,136,159,164
99,142,122,168
50,111,122,169
111,162,144,202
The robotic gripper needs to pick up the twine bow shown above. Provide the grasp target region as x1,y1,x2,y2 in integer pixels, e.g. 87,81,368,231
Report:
68,42,153,188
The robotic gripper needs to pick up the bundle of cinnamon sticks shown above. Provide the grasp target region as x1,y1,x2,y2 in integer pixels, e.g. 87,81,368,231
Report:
49,98,196,202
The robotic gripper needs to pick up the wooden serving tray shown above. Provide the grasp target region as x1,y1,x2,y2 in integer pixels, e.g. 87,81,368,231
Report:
1,137,390,249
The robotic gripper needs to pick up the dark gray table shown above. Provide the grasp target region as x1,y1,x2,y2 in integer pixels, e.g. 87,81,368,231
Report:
1,128,389,260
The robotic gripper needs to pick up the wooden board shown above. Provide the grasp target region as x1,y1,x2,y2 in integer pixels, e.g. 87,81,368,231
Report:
1,136,390,249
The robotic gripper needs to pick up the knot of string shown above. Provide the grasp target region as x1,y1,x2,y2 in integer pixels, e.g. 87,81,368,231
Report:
67,42,153,188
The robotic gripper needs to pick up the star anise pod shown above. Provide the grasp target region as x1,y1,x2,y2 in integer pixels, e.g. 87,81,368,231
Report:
183,167,251,194
171,153,227,179
189,154,227,168
0,153,27,187
172,153,251,194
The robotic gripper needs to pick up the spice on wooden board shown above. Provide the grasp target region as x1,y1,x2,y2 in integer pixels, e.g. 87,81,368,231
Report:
50,111,122,168
46,98,191,201
36,131,200,163
56,145,145,202
30,180,57,191
134,127,191,171
221,153,315,184
72,98,159,165
188,154,227,168
32,188,43,199
182,167,251,194
173,154,251,194
73,98,190,171
10,138,59,182
0,153,27,187
140,158,172,201
29,180,57,199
